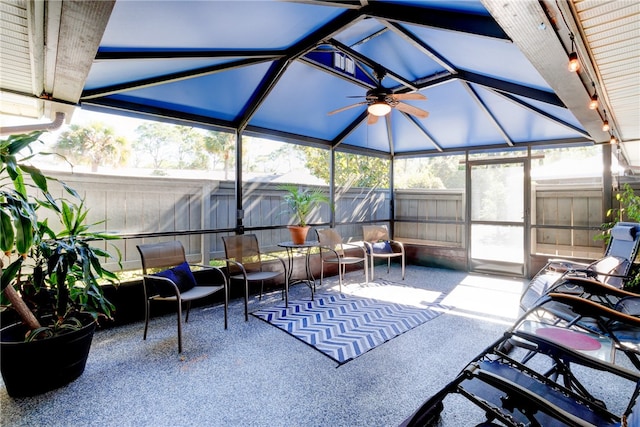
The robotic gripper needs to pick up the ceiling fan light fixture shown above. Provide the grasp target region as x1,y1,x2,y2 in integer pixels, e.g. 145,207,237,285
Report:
368,101,391,117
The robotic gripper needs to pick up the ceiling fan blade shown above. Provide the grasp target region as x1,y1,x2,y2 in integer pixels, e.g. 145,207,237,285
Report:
395,102,429,118
367,114,379,125
327,101,367,116
392,93,427,101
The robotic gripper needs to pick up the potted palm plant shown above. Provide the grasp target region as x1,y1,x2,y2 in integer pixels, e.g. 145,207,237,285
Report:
0,131,120,397
279,184,329,244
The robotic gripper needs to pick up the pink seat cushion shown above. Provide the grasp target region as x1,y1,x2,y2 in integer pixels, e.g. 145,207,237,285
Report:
535,327,602,351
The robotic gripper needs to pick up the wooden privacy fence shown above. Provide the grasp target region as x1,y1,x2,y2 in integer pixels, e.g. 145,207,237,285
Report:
38,171,609,271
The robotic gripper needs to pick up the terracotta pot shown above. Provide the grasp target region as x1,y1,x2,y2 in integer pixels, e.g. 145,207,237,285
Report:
288,225,310,245
0,313,96,397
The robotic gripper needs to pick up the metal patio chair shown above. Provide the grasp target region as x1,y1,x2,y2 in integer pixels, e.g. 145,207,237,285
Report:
221,234,288,321
362,224,405,280
137,240,228,353
316,228,368,292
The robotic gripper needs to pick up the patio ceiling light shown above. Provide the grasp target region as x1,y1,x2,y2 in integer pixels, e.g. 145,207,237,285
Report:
567,35,580,72
567,52,580,72
368,101,391,117
589,83,599,110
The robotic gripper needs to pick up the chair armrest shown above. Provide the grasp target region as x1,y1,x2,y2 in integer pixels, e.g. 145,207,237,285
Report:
554,277,637,298
142,274,180,297
389,239,404,252
189,264,227,284
363,240,403,255
217,258,249,278
342,241,367,257
318,245,343,259
545,292,640,327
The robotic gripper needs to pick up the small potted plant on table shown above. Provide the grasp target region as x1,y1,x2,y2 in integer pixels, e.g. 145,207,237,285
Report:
279,184,329,244
1,131,120,397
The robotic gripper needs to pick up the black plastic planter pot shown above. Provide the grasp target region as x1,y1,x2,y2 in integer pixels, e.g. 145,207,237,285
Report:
0,314,96,397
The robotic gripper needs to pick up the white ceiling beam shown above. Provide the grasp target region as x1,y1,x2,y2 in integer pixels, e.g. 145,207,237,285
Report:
50,0,115,103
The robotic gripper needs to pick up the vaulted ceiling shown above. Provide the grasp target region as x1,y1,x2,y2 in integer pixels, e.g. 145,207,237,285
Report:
1,0,638,163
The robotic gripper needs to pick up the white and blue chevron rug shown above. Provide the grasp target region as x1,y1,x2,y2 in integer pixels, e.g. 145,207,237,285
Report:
251,283,448,365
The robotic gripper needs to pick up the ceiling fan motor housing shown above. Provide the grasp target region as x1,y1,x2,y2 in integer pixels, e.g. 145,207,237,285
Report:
366,88,397,106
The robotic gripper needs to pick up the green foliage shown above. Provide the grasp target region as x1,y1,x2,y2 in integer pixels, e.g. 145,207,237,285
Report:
56,122,130,172
133,123,227,172
1,131,120,340
296,146,388,188
394,156,465,189
204,131,235,179
598,184,640,239
279,184,329,227
597,183,640,290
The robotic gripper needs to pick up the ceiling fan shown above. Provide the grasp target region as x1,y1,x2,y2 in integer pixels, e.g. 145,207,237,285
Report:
327,85,428,125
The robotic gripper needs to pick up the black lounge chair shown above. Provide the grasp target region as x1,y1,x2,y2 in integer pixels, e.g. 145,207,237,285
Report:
403,276,640,427
400,328,640,427
520,222,640,313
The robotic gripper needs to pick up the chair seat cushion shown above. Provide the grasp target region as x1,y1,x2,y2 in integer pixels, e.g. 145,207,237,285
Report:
153,261,197,296
368,241,393,254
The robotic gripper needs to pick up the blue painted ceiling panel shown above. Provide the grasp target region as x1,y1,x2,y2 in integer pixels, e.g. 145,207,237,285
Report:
104,62,273,122
406,24,552,91
331,17,387,48
346,22,447,82
84,58,239,91
101,0,345,50
421,81,504,149
81,1,591,156
392,114,438,153
511,94,584,130
341,118,391,153
471,85,581,143
250,62,372,140
381,0,490,15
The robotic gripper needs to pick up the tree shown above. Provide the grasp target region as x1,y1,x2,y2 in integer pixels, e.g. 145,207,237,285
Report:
176,126,208,170
133,122,180,172
204,131,235,179
297,146,389,188
55,122,129,172
397,156,465,189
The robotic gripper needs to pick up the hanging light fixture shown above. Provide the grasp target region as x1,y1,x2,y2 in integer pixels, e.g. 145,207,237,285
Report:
567,52,580,72
609,133,617,144
567,34,580,72
602,110,610,132
367,101,391,117
589,83,599,110
567,35,580,72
